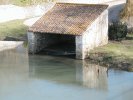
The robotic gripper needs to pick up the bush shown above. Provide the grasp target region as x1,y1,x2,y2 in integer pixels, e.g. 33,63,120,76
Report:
109,22,128,40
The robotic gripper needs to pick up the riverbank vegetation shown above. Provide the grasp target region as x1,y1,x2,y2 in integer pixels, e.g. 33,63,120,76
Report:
0,20,28,40
89,34,133,72
0,0,55,6
109,22,127,40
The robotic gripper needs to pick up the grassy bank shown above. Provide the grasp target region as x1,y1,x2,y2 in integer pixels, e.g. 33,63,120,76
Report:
0,20,28,40
0,0,55,6
89,34,133,72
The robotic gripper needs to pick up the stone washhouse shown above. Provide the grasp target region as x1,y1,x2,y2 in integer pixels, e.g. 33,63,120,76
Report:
27,3,109,59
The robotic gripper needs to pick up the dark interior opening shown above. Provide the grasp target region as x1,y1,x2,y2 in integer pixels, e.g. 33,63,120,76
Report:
39,33,76,58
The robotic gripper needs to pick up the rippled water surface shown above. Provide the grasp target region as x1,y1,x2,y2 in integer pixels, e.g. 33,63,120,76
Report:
0,45,133,100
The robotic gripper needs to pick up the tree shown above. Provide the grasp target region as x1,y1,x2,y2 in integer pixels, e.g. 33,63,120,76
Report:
121,0,133,21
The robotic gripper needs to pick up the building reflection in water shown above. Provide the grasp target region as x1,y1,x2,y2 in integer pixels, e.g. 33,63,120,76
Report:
0,43,108,91
29,55,108,90
76,60,108,90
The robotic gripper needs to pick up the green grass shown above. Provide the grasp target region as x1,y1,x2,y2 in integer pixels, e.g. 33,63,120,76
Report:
89,34,133,71
91,35,133,59
0,0,56,6
0,20,28,40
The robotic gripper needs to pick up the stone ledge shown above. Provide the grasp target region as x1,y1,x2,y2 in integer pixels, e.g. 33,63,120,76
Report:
0,41,23,51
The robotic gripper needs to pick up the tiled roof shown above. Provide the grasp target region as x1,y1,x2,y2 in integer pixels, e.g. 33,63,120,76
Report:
29,3,108,35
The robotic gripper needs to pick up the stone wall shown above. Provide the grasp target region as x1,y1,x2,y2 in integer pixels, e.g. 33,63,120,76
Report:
76,9,108,59
28,32,40,53
27,32,60,54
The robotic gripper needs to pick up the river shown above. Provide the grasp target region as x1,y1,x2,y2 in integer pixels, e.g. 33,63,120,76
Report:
0,44,133,100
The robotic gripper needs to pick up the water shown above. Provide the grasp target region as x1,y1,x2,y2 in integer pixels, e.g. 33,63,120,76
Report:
0,44,133,100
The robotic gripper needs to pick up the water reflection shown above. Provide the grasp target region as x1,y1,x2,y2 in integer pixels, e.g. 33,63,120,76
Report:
0,44,108,91
29,55,108,90
0,45,133,100
29,55,77,84
0,45,29,91
76,61,108,90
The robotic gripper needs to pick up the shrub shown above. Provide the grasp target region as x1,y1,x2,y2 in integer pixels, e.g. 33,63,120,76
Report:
109,22,127,40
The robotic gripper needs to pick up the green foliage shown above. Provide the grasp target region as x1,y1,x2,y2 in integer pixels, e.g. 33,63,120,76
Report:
11,0,56,6
11,0,32,6
0,0,57,6
109,22,127,40
0,20,28,40
89,34,133,71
